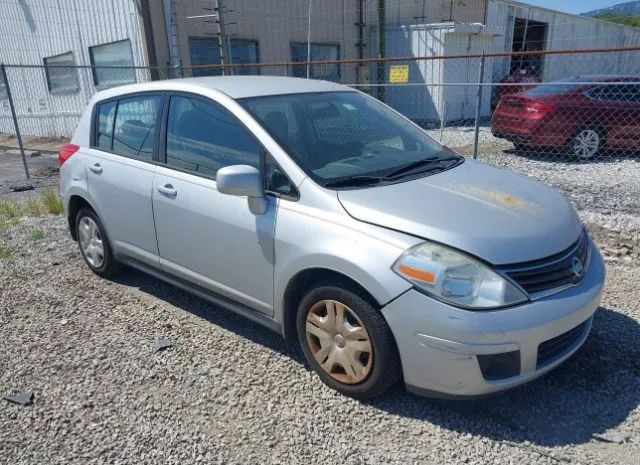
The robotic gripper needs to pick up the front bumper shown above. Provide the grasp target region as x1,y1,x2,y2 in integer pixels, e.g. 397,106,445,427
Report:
381,243,605,398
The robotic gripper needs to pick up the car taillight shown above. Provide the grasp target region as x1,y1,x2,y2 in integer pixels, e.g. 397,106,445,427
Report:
525,102,556,117
58,144,80,166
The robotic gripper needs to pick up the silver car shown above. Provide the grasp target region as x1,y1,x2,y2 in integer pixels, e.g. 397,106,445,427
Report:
59,76,605,399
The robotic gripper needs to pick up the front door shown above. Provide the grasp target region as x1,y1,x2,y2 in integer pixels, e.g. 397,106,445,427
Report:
152,93,276,315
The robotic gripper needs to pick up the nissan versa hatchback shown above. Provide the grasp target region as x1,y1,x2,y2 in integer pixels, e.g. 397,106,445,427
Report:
59,77,605,399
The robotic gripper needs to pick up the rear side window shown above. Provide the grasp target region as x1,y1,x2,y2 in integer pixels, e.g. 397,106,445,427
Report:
112,95,162,161
96,100,117,150
94,94,162,162
165,95,260,177
589,84,640,103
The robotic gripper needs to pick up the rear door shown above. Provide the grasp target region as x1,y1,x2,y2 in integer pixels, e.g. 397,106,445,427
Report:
152,93,277,315
86,93,164,267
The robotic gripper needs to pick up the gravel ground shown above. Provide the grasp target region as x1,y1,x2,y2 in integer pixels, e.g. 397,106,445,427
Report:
1,212,639,465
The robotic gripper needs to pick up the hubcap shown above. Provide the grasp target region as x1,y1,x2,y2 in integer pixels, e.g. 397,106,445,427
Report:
573,129,600,159
78,216,104,268
305,300,373,384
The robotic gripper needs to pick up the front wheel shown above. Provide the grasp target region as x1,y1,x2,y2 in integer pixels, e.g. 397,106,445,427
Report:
296,282,402,399
570,128,602,160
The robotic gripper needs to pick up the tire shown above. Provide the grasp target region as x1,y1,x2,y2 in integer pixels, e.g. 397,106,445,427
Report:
296,280,402,399
75,207,119,278
570,127,603,160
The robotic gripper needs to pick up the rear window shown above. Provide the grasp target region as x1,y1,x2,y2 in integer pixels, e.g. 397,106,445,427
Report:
524,83,581,97
93,94,162,162
524,77,594,97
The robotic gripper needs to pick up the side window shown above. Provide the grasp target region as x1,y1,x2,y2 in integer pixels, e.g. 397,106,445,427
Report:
96,100,117,150
166,95,261,177
265,154,297,198
592,84,639,103
112,95,162,161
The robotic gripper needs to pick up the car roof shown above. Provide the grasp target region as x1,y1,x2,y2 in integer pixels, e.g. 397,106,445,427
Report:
91,76,352,101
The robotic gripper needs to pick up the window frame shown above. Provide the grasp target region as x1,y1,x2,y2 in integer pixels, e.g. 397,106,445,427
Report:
290,42,341,80
90,91,166,164
43,51,80,95
88,39,136,88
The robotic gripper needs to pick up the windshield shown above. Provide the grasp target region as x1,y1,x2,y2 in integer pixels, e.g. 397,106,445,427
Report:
240,91,458,187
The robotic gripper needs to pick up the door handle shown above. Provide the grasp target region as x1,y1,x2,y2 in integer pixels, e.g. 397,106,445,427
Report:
157,184,177,197
88,163,102,174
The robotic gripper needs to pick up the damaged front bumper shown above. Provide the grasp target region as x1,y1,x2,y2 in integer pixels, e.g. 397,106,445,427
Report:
381,245,605,398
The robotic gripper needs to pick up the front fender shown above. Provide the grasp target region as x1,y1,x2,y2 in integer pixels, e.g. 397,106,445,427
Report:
273,201,419,324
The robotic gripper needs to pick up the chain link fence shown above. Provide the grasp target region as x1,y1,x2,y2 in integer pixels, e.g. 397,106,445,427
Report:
1,47,640,217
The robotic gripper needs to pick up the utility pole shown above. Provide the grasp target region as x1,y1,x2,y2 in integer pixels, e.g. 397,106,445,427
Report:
215,0,233,75
377,0,386,101
306,0,313,78
187,0,233,76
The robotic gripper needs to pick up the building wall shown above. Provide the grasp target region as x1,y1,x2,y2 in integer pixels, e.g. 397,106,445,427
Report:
0,0,149,137
161,0,489,81
487,0,640,81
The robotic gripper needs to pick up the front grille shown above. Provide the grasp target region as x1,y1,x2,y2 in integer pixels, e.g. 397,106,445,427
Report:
536,318,591,369
498,230,590,297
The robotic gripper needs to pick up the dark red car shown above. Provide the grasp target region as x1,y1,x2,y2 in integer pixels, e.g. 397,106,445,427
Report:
491,76,640,159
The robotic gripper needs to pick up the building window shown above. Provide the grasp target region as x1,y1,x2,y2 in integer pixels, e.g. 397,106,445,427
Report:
43,52,80,95
189,38,260,77
89,40,136,88
291,43,340,81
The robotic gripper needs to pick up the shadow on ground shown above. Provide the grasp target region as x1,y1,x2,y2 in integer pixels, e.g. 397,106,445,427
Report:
116,269,639,447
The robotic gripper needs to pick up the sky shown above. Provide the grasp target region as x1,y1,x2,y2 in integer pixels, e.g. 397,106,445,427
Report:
524,0,630,15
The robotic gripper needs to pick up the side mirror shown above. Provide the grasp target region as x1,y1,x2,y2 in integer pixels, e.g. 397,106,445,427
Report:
216,165,267,215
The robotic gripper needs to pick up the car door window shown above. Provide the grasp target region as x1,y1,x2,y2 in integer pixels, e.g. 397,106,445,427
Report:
96,100,117,150
265,154,297,199
112,95,162,161
165,95,261,178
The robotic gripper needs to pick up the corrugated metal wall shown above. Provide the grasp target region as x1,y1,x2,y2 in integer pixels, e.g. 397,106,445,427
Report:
0,0,148,137
487,0,640,81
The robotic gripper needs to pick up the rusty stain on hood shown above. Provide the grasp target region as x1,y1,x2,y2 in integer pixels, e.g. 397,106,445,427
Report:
456,185,542,212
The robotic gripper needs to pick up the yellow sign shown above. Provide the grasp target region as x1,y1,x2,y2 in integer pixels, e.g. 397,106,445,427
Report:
389,65,409,84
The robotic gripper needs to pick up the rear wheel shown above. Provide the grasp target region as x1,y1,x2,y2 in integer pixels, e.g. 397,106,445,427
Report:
296,281,401,399
76,207,119,278
570,128,602,160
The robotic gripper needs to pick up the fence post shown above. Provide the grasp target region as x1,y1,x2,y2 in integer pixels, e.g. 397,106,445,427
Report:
472,52,486,160
1,64,32,186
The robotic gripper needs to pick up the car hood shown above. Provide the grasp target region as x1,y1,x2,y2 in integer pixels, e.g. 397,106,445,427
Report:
337,160,582,265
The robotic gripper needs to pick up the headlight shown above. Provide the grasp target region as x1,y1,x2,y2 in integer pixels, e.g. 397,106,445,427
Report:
392,242,528,309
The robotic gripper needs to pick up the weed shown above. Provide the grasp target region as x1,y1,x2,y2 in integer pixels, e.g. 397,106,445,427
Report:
30,229,45,240
0,245,12,259
40,189,64,215
24,197,46,217
0,200,22,219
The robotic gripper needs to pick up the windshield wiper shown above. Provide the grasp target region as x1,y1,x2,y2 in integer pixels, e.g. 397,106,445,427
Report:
383,155,462,179
323,175,386,188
